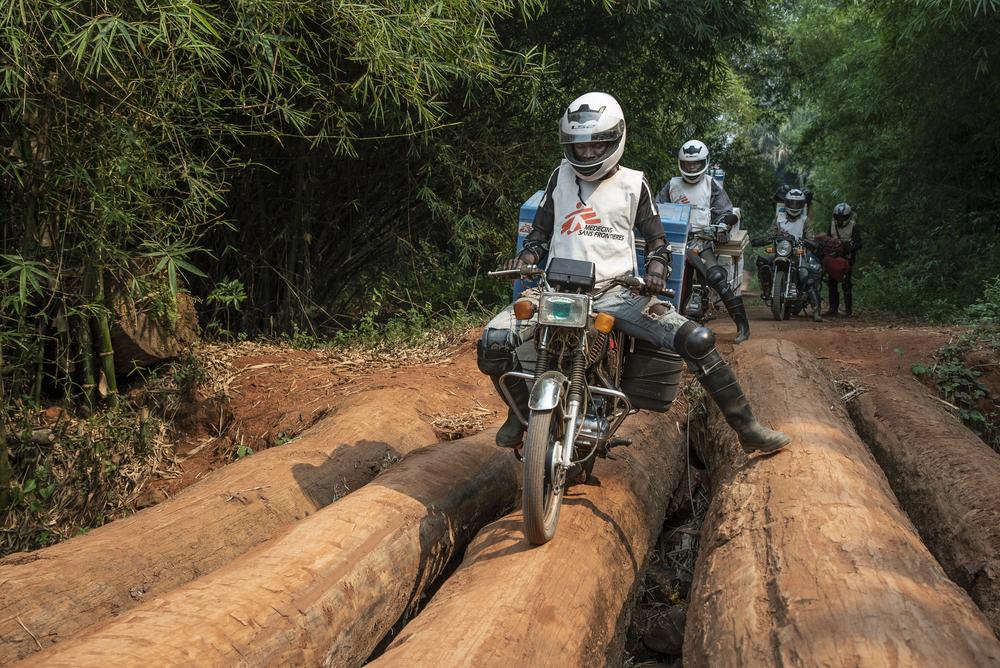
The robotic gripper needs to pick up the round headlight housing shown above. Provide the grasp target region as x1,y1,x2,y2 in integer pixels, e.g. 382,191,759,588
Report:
776,240,793,257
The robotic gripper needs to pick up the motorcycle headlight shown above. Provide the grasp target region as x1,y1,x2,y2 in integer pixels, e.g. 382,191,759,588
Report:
776,240,793,257
538,294,590,328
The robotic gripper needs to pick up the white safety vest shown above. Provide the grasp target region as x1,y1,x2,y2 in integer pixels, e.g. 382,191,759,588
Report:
668,176,712,234
546,161,644,284
775,203,807,239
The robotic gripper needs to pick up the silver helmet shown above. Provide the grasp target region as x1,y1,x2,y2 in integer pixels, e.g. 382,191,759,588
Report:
833,202,852,226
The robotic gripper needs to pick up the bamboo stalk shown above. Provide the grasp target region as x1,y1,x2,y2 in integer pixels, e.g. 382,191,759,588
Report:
31,320,44,405
75,313,96,412
55,302,72,402
0,347,10,511
92,271,118,407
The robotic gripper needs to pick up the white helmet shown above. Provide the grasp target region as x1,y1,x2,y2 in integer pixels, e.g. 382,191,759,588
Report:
559,92,626,182
678,140,710,183
784,188,807,219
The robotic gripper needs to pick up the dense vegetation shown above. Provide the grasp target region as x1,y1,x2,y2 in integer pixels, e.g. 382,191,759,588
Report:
788,0,1000,317
1,0,999,549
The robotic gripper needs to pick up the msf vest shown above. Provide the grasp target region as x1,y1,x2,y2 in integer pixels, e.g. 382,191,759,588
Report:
668,175,712,234
546,161,644,284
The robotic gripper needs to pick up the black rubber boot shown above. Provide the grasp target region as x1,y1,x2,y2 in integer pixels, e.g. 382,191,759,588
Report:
490,375,529,447
695,351,791,454
720,290,751,344
844,291,853,317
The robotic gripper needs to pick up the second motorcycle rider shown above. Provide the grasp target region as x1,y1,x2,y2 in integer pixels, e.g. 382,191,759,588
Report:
657,140,751,344
476,92,789,454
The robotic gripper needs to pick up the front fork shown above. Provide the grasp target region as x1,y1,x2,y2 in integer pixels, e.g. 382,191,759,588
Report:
556,335,588,469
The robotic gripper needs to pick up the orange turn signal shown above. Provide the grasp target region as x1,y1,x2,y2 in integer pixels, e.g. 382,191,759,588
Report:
513,299,536,320
594,312,615,333
796,247,805,256
765,246,775,254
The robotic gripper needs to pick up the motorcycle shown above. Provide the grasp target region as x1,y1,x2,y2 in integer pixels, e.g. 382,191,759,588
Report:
751,232,821,321
489,257,682,545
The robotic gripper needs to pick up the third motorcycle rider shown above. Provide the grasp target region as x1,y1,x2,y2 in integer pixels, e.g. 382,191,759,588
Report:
477,92,789,454
657,140,751,344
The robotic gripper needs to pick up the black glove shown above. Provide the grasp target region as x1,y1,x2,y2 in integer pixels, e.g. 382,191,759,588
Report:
644,244,673,285
502,250,536,272
644,266,667,295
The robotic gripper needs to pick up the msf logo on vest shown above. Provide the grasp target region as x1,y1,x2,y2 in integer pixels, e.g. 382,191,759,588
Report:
561,204,602,235
560,204,626,241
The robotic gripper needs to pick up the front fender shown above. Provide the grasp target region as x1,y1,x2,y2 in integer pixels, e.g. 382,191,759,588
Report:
529,370,567,411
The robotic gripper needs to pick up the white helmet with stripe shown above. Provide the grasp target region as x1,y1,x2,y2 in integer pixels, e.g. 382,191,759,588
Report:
678,139,710,183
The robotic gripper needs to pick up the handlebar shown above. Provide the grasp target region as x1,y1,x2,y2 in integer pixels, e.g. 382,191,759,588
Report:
620,275,675,299
489,266,673,299
487,264,544,279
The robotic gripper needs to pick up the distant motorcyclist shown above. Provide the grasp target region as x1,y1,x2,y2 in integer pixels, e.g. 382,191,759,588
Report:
477,92,788,453
822,202,862,317
657,140,750,344
757,188,823,322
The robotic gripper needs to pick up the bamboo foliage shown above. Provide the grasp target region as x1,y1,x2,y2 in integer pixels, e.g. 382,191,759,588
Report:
0,0,548,407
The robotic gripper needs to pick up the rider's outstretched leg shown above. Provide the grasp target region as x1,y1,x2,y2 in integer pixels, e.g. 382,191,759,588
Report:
843,272,854,317
673,321,790,454
706,264,750,344
477,330,528,447
825,277,840,316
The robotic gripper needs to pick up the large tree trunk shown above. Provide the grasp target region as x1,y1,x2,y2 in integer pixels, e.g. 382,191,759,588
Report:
369,405,689,667
18,432,518,668
848,376,1000,638
0,387,441,663
686,339,1000,667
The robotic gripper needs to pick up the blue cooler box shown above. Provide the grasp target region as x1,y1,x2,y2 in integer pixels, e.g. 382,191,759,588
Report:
514,192,689,309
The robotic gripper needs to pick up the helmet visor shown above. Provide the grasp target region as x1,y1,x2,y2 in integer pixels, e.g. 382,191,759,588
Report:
680,159,707,176
834,214,851,225
571,141,613,165
560,119,624,145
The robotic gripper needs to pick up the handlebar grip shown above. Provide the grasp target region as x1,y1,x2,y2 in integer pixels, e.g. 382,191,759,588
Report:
488,264,541,279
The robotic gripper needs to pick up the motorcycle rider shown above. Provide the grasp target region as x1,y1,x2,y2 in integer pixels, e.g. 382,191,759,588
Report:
657,140,750,344
756,187,823,322
823,202,862,317
477,92,789,454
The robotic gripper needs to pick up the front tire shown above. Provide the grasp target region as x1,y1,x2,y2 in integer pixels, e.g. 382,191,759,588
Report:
771,269,787,321
522,408,564,545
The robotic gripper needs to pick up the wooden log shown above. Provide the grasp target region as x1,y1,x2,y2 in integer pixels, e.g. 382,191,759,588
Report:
686,339,1000,666
0,387,440,663
18,431,518,668
369,405,689,667
848,376,1000,637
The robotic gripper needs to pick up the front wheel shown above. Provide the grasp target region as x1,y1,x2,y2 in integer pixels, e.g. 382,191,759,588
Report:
771,269,787,321
522,408,564,545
